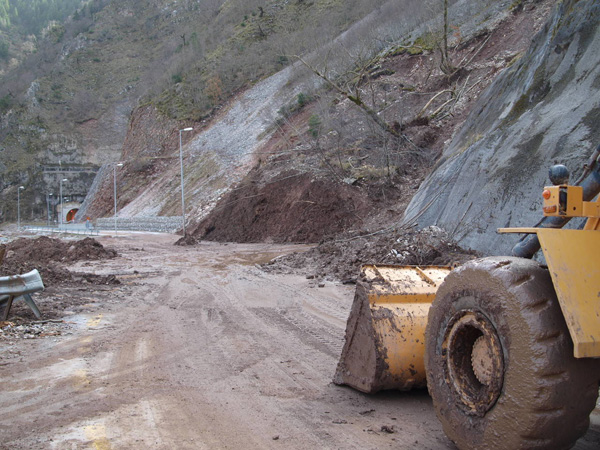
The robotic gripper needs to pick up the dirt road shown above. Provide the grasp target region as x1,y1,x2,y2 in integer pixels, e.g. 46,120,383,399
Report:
1,233,599,449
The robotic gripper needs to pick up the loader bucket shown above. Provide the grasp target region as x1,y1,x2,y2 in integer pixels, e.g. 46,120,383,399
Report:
333,264,452,394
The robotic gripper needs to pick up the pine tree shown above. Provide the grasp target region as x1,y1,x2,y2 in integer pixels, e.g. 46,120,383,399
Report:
0,0,10,28
5,0,88,35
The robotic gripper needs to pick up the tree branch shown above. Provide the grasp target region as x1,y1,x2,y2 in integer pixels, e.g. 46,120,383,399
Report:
295,55,401,138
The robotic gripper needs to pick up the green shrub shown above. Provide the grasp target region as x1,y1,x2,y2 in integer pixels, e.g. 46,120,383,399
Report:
48,24,66,43
308,114,322,138
0,94,12,112
297,92,310,108
0,40,9,61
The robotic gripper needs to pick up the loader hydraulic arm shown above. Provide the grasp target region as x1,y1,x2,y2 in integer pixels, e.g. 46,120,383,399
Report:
512,144,600,258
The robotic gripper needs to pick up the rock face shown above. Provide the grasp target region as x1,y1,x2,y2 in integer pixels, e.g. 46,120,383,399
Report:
403,0,600,255
78,66,317,224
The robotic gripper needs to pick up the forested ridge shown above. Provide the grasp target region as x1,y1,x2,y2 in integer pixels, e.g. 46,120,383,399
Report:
0,0,394,221
0,0,84,35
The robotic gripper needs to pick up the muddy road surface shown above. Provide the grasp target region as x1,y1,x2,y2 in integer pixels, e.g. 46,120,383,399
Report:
1,233,599,449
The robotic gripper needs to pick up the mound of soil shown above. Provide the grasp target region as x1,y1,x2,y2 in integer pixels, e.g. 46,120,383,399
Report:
264,226,479,282
5,236,117,263
191,171,374,244
0,236,118,286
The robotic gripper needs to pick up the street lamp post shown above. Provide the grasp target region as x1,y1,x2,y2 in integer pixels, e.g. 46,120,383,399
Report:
179,127,193,236
114,163,123,234
17,186,24,230
59,178,68,228
46,193,53,225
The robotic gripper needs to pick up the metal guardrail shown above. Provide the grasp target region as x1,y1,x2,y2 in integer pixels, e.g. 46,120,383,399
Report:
95,217,183,233
42,166,97,173
23,225,100,236
0,269,45,320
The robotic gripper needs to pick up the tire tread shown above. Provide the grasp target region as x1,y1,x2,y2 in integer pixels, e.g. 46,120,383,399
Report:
425,256,600,450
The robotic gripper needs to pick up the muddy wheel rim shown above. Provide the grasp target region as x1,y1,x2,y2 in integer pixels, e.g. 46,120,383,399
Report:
442,309,504,416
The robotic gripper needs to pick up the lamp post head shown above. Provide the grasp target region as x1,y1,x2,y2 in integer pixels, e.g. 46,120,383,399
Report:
19,186,24,190
62,178,68,182
116,162,123,167
181,127,193,132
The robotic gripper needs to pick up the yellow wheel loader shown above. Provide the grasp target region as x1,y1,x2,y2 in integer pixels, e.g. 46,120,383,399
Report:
334,145,600,449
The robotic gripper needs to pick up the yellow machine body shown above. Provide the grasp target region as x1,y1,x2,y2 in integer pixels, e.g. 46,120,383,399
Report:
333,265,451,393
499,185,600,358
538,229,600,358
540,185,600,219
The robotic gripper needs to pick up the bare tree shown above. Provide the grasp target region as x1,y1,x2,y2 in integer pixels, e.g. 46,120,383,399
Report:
295,54,401,139
425,0,456,74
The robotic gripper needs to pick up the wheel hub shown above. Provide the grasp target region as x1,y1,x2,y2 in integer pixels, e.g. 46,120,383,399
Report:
442,310,504,416
471,335,494,385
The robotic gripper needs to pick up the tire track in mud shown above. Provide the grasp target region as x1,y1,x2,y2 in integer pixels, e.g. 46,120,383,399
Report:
126,270,330,448
0,308,160,448
248,268,353,323
251,306,343,358
45,272,232,449
207,271,346,361
220,266,353,359
141,266,363,448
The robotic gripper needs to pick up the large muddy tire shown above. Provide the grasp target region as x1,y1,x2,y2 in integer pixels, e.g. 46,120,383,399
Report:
425,256,600,450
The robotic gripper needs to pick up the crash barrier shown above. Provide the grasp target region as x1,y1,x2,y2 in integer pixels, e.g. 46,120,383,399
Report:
23,225,100,236
94,216,183,233
0,269,45,320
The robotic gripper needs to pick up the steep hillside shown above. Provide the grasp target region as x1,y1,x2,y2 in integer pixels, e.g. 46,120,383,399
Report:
0,0,389,222
80,0,527,232
5,0,590,265
182,0,555,244
0,1,85,77
404,0,600,255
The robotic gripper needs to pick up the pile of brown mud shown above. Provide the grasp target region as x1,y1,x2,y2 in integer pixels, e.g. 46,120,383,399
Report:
264,226,479,282
186,171,378,244
0,236,118,286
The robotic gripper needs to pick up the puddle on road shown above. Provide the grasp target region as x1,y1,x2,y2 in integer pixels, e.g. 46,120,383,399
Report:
87,314,104,328
73,368,92,389
65,312,111,331
162,242,313,270
11,313,111,389
49,400,164,449
210,246,314,271
50,420,112,450
84,424,112,450
77,336,93,355
0,357,89,401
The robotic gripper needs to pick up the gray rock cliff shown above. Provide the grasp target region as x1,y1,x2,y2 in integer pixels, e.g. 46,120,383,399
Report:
403,0,600,255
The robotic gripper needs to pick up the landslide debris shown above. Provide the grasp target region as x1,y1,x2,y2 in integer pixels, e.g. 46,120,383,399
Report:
0,236,118,286
178,0,553,263
0,236,121,342
189,170,382,244
264,226,479,282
